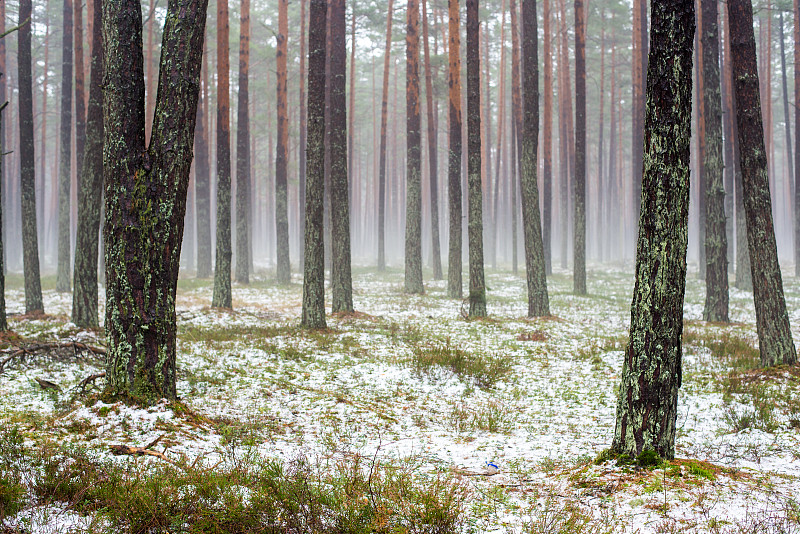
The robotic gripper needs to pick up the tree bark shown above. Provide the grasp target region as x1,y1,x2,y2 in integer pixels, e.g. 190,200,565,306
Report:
195,44,212,278
57,0,74,293
510,0,522,274
298,0,307,269
421,0,442,280
377,0,395,271
301,0,328,329
447,0,463,298
212,0,232,309
795,0,800,278
573,0,586,293
235,0,251,284
613,0,694,460
72,0,103,328
275,0,291,285
597,21,605,261
728,0,797,366
103,0,207,402
0,100,7,331
631,0,647,237
405,0,424,294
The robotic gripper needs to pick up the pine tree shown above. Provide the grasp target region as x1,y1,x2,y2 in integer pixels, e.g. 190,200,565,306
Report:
276,0,291,285
447,0,463,299
234,0,251,284
405,0,424,294
573,0,586,294
56,0,73,293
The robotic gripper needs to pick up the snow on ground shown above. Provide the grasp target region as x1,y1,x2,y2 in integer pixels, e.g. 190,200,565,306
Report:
1,264,799,533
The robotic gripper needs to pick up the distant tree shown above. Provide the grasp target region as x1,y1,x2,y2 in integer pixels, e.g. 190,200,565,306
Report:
276,0,291,285
612,0,694,460
72,0,103,328
405,0,424,295
212,0,232,309
103,0,207,401
195,48,212,278
796,0,800,279
541,0,552,274
18,0,43,315
630,0,647,235
297,0,307,269
447,0,462,299
0,97,7,331
377,0,395,271
728,0,797,367
57,0,73,293
573,0,586,294
235,0,251,285
520,0,549,317
301,0,328,329
509,0,521,274
330,0,354,310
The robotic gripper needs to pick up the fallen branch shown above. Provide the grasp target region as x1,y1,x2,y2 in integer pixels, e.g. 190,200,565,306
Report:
77,371,106,393
34,377,62,391
0,341,106,373
109,434,186,469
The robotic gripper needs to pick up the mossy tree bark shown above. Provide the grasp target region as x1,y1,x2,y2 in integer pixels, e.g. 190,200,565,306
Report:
446,0,462,299
330,0,354,311
465,0,485,317
405,0,424,295
18,0,43,315
103,0,207,402
701,0,729,322
520,0,550,317
195,51,212,279
57,0,73,293
612,0,694,460
301,0,328,329
212,0,232,309
72,0,103,328
573,0,586,294
275,0,291,285
234,0,250,285
728,0,796,367
377,0,395,271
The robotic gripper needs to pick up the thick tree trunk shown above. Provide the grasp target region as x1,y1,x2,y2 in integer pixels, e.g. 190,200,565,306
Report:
330,0,354,310
405,0,424,294
212,0,232,309
520,0,550,316
195,46,212,278
19,0,43,314
57,0,74,293
613,0,694,460
573,0,586,293
377,0,395,271
103,0,207,402
301,0,328,329
466,0,485,316
276,0,291,284
701,0,729,321
235,0,251,284
728,0,797,366
72,0,103,328
447,0,462,298
421,0,442,280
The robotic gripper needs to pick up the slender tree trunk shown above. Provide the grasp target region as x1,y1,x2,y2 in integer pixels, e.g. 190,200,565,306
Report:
558,0,571,269
541,0,552,273
447,0,463,298
510,0,521,274
573,0,586,293
104,0,207,402
19,0,43,314
276,0,291,284
608,40,618,260
631,0,647,237
212,0,232,309
728,0,797,366
348,11,356,234
701,0,729,321
597,22,605,262
235,0,251,284
57,0,74,293
38,7,50,250
795,0,800,277
0,100,7,330
613,0,694,460
377,0,395,270
302,0,328,328
74,0,86,212
721,2,734,271
298,0,307,269
421,0,442,280
778,13,793,203
72,0,103,327
330,0,354,310
696,13,707,280
405,0,424,294
491,1,507,271
195,44,212,278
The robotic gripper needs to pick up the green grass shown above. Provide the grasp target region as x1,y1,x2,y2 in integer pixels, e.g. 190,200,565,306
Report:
411,342,512,390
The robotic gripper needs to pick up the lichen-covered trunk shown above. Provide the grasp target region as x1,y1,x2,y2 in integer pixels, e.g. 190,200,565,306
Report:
235,0,251,285
520,0,550,317
18,0,43,315
573,0,586,294
377,0,395,271
72,0,103,328
612,0,694,460
212,0,232,309
447,0,462,299
329,0,354,311
728,0,796,367
103,0,207,402
301,0,328,329
57,0,74,293
275,0,291,285
701,0,729,322
405,0,424,295
195,53,212,279
465,0,485,317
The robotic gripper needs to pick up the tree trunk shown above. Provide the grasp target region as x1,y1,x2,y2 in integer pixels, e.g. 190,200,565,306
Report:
0,100,7,330
195,44,212,278
721,2,735,271
728,0,796,366
795,0,800,278
557,0,571,269
597,22,605,261
212,0,232,309
510,0,521,274
540,0,552,273
57,0,74,293
19,0,43,314
275,0,291,284
72,0,103,328
298,0,307,269
696,16,707,280
573,0,586,293
405,0,424,294
421,0,442,280
630,0,647,237
104,0,207,402
778,13,793,212
491,0,507,271
377,0,395,271
330,0,354,310
235,0,251,284
701,0,729,321
612,0,694,460
520,0,550,317
447,0,462,298
301,0,328,329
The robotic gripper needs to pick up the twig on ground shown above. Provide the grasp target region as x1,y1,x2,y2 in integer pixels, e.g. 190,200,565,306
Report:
0,341,107,373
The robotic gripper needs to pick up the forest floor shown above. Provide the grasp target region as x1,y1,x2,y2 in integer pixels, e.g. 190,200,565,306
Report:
1,263,799,533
